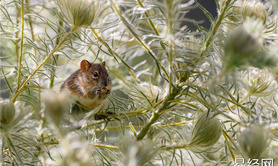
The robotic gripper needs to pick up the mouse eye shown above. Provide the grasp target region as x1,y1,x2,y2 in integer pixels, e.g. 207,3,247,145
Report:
93,72,98,77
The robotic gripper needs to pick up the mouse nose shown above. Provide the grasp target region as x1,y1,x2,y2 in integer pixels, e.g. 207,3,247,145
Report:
100,88,111,94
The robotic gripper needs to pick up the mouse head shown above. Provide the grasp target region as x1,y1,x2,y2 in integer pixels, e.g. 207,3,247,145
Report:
80,60,112,96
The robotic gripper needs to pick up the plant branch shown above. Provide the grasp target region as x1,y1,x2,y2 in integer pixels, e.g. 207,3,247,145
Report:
91,143,119,150
12,26,79,102
222,129,246,160
49,19,63,88
17,0,25,90
15,3,21,64
199,0,232,58
26,0,42,110
162,144,190,150
137,87,181,140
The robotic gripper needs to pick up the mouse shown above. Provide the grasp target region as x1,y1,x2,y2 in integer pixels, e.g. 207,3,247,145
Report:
60,60,112,110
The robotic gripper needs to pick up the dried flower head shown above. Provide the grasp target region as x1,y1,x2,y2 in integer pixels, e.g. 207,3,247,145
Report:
42,90,71,126
128,82,166,106
189,112,222,153
222,24,277,70
223,27,261,70
238,126,269,159
118,137,157,166
0,99,15,125
241,67,277,97
46,135,94,166
242,1,267,24
56,0,101,27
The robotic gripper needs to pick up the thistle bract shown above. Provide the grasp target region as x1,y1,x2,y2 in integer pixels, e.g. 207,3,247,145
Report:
57,0,100,27
118,137,157,166
223,27,261,70
238,126,269,159
242,1,267,24
42,90,71,126
0,100,15,125
189,113,222,152
241,67,277,97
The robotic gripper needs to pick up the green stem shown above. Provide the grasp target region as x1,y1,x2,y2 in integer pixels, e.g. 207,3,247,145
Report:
167,2,174,93
12,26,79,102
112,0,149,51
222,130,235,161
26,0,41,109
137,87,180,140
17,0,25,90
136,112,160,140
168,32,173,93
136,0,167,52
49,19,63,88
222,129,246,161
15,4,21,64
163,144,190,150
200,0,232,58
91,143,119,150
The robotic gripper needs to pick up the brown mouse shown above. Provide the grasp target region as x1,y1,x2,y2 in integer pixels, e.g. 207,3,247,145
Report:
60,60,112,109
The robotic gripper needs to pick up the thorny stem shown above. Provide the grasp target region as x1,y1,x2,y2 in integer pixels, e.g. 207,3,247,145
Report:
12,26,79,102
136,112,160,140
17,0,25,90
113,0,193,139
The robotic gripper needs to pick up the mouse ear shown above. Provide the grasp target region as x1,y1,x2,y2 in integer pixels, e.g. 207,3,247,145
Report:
80,60,91,72
101,61,106,67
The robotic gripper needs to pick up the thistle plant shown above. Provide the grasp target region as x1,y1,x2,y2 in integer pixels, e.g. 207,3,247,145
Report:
188,112,222,153
1,0,278,165
0,100,15,126
238,126,270,159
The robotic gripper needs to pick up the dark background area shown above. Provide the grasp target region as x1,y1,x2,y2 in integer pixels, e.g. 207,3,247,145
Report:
187,0,218,30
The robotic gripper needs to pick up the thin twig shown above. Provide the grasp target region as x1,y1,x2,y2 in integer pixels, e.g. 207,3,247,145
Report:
17,0,25,90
